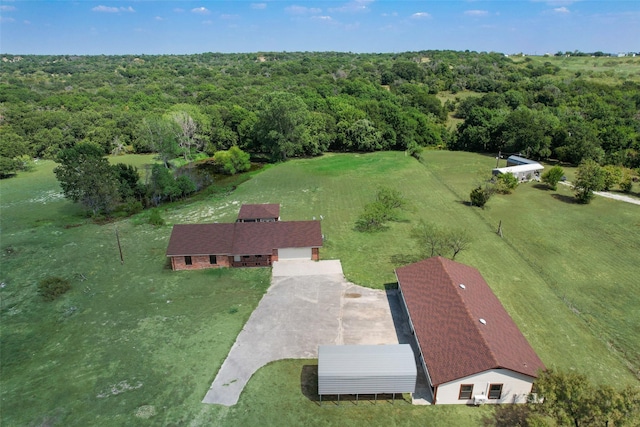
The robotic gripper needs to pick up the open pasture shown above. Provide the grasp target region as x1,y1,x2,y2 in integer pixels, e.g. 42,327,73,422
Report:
1,151,638,426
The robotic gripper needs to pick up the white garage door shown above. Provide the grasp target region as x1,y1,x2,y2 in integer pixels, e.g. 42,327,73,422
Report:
278,247,312,260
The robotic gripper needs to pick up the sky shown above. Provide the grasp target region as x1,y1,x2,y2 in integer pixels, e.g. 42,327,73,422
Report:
0,1,638,55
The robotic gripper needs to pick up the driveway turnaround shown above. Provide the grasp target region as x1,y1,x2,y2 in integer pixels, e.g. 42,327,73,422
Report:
202,260,400,406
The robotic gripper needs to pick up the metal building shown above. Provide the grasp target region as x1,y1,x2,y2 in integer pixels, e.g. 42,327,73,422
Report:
318,345,417,403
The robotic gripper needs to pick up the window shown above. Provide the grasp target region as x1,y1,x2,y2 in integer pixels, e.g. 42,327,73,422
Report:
185,256,192,266
209,255,217,265
488,384,503,400
458,384,474,400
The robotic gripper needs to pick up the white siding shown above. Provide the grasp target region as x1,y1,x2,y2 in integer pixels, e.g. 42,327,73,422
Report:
435,369,534,405
278,247,312,260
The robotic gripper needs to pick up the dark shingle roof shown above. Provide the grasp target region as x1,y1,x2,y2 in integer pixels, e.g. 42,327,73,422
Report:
396,257,545,386
237,204,280,221
166,221,321,256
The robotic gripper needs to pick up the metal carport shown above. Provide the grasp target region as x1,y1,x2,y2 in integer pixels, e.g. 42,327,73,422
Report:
318,345,417,404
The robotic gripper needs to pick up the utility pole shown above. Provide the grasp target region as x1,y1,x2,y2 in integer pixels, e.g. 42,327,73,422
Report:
115,226,124,264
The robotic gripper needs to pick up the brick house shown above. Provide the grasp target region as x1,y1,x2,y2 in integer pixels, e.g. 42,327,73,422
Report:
395,257,545,405
166,204,321,270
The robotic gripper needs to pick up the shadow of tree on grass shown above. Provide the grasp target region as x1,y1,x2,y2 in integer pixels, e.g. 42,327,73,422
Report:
551,193,578,204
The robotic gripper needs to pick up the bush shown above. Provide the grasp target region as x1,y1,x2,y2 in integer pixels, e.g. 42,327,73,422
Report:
38,277,71,301
470,185,493,208
148,209,165,226
494,173,518,194
541,165,564,191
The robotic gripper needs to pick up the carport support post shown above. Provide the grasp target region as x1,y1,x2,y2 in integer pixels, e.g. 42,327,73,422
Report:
375,393,377,404
356,394,358,404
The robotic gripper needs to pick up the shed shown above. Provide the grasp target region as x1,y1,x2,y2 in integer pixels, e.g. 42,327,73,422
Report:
318,345,417,401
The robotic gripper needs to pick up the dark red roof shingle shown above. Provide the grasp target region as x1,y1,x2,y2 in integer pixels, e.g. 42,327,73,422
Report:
237,204,280,221
396,257,545,386
166,221,321,256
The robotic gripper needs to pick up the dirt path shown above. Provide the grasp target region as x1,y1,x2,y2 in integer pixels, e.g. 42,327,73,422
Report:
559,181,640,205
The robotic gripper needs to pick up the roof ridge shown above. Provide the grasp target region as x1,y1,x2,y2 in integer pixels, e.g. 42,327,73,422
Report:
439,257,501,369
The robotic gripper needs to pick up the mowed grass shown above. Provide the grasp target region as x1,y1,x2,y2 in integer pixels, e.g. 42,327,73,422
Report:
1,152,638,426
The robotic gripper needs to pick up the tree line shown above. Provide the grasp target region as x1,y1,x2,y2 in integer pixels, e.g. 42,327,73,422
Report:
2,52,638,172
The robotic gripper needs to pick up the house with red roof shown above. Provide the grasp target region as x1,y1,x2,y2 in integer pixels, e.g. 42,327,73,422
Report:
395,257,545,405
166,204,321,270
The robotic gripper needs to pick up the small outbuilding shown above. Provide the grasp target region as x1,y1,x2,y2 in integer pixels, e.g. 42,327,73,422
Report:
318,345,417,403
492,163,544,182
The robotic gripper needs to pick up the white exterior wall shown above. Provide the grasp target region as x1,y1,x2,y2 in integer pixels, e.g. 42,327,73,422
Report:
278,247,312,260
435,369,534,405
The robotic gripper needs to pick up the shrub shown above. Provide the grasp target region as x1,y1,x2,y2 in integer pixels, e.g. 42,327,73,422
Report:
148,209,165,226
38,277,71,301
495,173,518,194
542,165,564,190
470,185,493,208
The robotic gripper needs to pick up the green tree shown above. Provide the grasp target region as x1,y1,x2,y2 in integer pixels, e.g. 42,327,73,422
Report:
137,117,180,167
573,159,605,203
354,201,391,232
0,157,19,178
213,146,250,175
619,169,633,193
355,186,406,232
494,172,519,194
470,185,493,208
54,143,121,216
602,165,623,191
542,165,565,190
411,220,445,257
255,91,311,161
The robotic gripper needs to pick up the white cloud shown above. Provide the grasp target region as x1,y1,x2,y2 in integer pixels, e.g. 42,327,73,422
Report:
92,5,135,13
381,12,398,17
285,5,322,15
411,12,431,19
312,15,334,22
92,5,119,13
155,16,164,21
464,10,489,17
221,14,239,20
202,19,213,25
329,0,373,14
0,5,16,11
251,3,267,10
531,0,579,5
0,16,15,23
173,8,184,13
23,20,30,24
192,7,210,15
553,6,570,13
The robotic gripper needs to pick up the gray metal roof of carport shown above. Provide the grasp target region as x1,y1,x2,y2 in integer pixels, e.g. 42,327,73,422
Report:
318,345,417,396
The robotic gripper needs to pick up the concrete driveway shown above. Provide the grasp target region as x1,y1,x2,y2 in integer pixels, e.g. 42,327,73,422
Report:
202,260,401,406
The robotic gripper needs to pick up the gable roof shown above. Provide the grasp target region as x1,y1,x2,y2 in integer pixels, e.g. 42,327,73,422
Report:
237,204,280,221
166,221,322,256
395,257,544,386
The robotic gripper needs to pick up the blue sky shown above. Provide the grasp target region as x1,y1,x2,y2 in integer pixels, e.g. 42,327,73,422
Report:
1,1,638,55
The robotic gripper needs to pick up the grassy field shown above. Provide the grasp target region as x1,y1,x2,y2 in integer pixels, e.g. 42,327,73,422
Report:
510,54,640,83
1,152,638,426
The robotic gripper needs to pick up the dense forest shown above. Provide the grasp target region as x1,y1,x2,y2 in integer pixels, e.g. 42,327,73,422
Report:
1,51,639,197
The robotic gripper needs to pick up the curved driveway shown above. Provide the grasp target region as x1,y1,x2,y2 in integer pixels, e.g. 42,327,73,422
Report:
202,260,400,406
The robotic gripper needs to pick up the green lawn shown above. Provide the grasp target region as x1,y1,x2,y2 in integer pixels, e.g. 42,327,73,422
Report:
1,152,638,426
